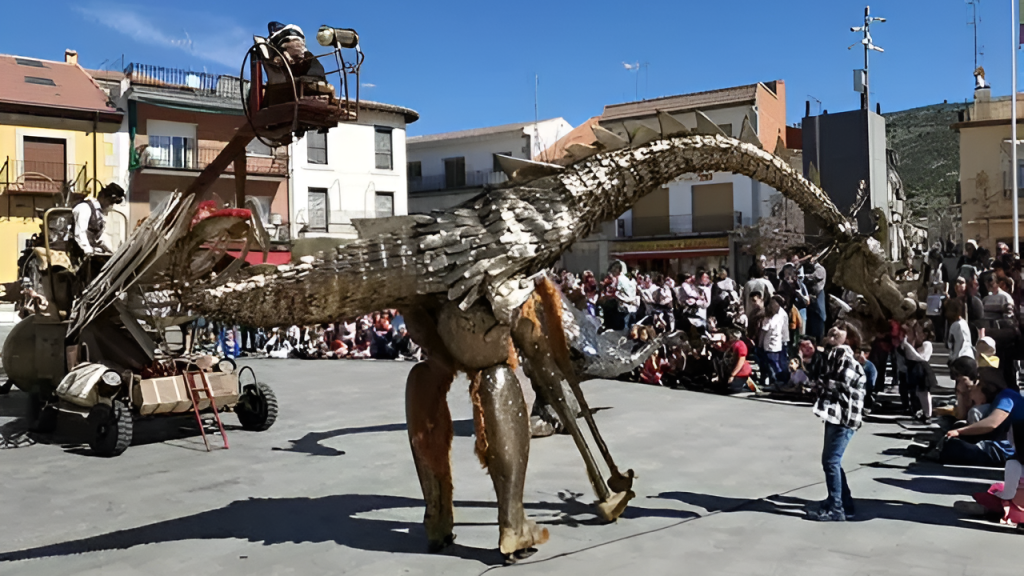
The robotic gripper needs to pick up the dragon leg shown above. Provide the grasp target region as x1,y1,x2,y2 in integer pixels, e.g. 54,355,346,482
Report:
402,306,458,552
405,358,456,552
474,363,549,559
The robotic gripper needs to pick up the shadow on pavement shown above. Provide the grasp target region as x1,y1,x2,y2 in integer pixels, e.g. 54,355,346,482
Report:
874,476,990,496
652,491,1008,533
0,493,698,565
272,419,476,457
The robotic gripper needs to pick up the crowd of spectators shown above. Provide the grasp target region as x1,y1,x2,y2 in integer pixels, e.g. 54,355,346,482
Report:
193,309,421,362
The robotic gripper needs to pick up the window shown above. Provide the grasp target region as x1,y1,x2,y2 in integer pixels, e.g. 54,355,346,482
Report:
307,131,328,165
22,136,66,193
444,157,466,189
692,182,735,233
307,188,328,231
718,123,733,138
375,192,394,217
408,161,422,179
375,127,393,170
148,136,196,169
1018,163,1024,198
24,76,56,86
15,58,45,68
493,152,511,173
246,138,274,157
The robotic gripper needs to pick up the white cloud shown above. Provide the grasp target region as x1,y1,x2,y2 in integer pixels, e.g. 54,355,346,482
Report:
75,4,250,68
361,83,376,88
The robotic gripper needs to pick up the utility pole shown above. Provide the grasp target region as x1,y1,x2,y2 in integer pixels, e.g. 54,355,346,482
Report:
850,6,886,111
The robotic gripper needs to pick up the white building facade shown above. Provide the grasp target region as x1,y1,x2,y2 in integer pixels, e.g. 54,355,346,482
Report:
406,118,572,213
562,82,791,279
289,101,419,239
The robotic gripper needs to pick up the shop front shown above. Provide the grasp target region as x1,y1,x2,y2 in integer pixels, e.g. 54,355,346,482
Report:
609,236,730,277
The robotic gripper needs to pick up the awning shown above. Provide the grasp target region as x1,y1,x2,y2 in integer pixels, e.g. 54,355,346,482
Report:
225,250,291,265
610,236,730,260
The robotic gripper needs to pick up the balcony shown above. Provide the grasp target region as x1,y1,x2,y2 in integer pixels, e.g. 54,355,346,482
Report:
620,212,747,238
124,62,245,100
1,158,88,194
138,143,288,177
409,169,508,193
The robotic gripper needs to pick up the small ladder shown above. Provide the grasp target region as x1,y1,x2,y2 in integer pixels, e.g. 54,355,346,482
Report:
184,371,230,451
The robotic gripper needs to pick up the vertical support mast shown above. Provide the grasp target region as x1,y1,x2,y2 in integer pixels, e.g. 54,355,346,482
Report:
864,6,871,111
851,6,884,111
1013,0,1020,255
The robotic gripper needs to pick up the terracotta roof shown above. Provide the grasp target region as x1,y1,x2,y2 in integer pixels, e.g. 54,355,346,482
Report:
408,118,561,145
537,116,601,162
0,54,121,122
601,84,761,122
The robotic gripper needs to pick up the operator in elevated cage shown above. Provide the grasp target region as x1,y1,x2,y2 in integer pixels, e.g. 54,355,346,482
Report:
72,183,124,257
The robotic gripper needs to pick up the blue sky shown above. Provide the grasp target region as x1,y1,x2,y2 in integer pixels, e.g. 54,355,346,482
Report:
6,0,1019,135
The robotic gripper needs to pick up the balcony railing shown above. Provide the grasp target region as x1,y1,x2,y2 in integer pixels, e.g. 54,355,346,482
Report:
622,211,746,238
2,159,88,194
408,169,508,193
138,144,287,176
124,62,246,100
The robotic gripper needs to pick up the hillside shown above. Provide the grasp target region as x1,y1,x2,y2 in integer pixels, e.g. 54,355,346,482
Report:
883,103,965,217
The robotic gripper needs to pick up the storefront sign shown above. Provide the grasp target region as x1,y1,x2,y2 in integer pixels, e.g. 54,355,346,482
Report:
610,236,729,254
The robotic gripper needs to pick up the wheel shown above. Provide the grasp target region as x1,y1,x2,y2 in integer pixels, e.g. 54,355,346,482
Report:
89,400,133,457
236,381,278,431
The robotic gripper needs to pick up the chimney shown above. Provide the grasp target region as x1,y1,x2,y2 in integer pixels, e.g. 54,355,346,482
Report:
64,49,78,65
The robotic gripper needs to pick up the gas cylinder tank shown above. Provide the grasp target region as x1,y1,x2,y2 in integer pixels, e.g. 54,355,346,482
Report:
1,315,68,398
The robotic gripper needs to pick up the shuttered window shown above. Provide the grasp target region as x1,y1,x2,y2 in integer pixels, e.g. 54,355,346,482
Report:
307,188,328,231
307,131,328,165
375,127,393,170
375,192,394,217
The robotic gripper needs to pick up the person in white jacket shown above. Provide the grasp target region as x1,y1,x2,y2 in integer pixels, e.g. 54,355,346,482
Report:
901,320,936,423
945,298,975,362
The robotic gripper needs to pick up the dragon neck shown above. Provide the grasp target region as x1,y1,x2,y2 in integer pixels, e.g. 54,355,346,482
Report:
554,134,853,245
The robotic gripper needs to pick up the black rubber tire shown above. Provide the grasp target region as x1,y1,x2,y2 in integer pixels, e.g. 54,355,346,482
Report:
236,382,278,431
89,401,133,457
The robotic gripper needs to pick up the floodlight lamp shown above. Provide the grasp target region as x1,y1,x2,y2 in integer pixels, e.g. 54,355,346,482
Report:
317,25,359,48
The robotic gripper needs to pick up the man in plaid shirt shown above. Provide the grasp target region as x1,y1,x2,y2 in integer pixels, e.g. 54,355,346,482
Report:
810,321,867,522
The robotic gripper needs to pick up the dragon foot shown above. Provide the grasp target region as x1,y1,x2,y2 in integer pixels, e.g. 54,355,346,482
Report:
499,519,549,557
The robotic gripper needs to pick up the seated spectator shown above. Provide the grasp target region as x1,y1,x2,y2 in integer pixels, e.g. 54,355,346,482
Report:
392,324,421,361
719,327,754,394
640,349,667,386
977,336,1009,391
956,424,1024,524
937,378,1014,467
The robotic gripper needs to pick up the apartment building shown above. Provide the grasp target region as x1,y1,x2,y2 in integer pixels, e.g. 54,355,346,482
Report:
0,50,125,282
405,118,572,213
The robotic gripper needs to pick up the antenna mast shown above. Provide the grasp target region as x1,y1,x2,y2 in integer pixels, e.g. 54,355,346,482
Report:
849,5,886,111
968,0,982,69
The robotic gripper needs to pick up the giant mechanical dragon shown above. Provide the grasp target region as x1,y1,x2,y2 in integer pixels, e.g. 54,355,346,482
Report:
66,23,918,562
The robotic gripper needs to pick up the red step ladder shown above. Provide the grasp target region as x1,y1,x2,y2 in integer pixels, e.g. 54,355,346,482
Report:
184,371,230,451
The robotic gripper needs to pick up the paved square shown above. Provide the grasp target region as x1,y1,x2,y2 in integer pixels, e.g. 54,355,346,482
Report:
0,357,1019,575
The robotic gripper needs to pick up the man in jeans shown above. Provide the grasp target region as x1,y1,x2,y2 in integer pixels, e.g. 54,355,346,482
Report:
810,322,867,522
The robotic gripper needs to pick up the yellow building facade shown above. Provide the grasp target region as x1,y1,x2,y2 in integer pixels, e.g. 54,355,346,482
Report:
0,51,123,282
954,87,1024,253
